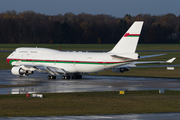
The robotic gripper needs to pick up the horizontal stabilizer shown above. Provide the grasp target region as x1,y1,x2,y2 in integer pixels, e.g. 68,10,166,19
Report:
110,55,132,60
139,54,166,59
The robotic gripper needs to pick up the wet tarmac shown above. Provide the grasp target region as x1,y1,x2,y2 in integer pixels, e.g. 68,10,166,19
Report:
0,70,180,95
1,69,180,119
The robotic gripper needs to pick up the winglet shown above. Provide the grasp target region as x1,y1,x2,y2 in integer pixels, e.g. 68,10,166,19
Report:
166,57,176,63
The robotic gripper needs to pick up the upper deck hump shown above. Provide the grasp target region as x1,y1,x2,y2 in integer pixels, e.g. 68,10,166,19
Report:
15,47,60,54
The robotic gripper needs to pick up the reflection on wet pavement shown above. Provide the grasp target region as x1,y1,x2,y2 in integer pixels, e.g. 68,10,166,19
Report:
1,70,180,119
0,70,180,95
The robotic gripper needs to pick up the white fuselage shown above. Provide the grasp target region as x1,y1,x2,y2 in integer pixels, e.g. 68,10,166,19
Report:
7,47,138,73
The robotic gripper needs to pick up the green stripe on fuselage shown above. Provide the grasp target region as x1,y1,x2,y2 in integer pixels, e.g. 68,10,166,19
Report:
127,36,139,37
9,59,129,66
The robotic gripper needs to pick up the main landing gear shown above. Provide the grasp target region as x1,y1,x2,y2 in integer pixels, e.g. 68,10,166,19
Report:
71,74,82,79
62,75,70,79
62,74,82,80
47,74,82,80
47,75,56,80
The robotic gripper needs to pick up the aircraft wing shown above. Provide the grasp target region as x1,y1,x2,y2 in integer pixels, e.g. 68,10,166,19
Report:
116,57,176,68
135,64,180,68
134,57,176,64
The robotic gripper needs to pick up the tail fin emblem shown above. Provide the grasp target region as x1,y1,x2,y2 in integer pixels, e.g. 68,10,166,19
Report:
124,33,140,37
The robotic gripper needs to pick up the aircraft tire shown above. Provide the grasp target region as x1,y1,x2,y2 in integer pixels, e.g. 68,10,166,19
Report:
79,75,82,79
48,75,56,80
52,76,56,79
62,75,71,80
72,75,82,79
47,75,51,79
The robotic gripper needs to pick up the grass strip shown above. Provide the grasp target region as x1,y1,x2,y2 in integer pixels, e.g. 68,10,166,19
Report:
0,90,180,117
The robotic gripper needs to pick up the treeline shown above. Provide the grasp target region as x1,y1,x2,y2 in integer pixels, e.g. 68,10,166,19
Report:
0,10,180,44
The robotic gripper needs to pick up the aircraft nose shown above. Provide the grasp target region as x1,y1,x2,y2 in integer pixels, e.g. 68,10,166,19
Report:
6,57,11,64
6,54,12,65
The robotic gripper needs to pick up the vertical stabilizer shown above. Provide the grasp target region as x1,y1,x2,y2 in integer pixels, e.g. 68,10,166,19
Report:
109,21,144,53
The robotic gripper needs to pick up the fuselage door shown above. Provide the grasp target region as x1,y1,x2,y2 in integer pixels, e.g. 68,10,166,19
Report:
103,59,107,70
53,57,56,65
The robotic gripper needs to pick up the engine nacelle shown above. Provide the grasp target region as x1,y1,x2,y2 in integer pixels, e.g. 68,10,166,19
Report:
11,66,34,76
112,67,130,73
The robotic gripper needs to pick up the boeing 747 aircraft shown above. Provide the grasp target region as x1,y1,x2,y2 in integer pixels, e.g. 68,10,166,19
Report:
6,21,176,79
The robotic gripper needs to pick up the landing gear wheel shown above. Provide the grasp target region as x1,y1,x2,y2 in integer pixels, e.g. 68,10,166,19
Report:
47,75,56,80
72,75,82,79
77,75,82,79
52,76,56,79
62,75,70,80
79,75,82,79
47,75,51,79
67,76,70,79
62,74,82,80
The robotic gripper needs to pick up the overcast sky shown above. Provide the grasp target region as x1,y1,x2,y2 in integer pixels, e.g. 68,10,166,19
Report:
0,0,180,18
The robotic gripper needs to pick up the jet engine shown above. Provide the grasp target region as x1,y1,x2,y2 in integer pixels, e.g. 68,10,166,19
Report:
112,67,130,73
11,66,34,76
